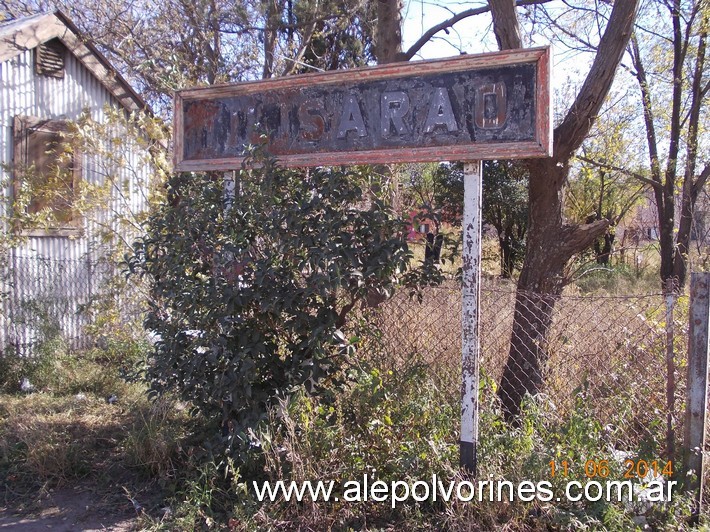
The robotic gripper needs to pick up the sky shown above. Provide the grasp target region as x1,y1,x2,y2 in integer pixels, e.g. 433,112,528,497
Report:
400,0,593,96
402,0,499,60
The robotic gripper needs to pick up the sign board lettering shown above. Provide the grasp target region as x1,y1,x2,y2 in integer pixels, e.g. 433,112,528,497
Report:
174,47,551,170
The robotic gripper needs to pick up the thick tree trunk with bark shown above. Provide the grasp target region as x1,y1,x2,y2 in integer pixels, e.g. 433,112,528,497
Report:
488,0,640,419
375,0,404,64
499,160,609,418
371,0,640,419
491,0,639,418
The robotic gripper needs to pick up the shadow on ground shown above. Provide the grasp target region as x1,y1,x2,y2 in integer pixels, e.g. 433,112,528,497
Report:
0,484,139,531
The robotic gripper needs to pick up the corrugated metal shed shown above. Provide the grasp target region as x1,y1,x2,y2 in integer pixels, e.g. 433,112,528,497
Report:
0,11,155,355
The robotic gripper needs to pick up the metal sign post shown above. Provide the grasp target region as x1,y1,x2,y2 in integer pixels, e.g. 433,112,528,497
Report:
685,272,710,522
460,161,483,474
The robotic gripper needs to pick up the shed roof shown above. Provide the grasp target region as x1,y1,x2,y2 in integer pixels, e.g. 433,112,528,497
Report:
0,10,148,113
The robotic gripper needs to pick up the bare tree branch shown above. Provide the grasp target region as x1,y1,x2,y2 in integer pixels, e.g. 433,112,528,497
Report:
402,0,551,60
554,1,641,162
281,18,318,76
575,154,661,191
614,185,647,226
533,6,599,52
629,35,663,186
559,218,610,257
693,163,710,197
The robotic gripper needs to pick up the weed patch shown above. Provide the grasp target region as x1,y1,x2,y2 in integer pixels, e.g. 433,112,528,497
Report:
138,365,694,531
124,396,191,478
0,337,187,520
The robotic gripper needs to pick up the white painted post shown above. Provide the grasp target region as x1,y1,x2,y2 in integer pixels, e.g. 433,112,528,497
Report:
461,161,483,474
685,272,710,522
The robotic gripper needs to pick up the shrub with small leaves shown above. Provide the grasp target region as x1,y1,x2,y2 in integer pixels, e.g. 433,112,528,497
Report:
128,150,413,456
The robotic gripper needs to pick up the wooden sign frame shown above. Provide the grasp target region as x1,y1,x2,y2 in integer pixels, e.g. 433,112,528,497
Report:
173,47,552,171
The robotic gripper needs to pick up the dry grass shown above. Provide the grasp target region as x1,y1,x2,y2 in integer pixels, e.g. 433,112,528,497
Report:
123,396,190,477
368,278,681,453
0,394,132,484
0,346,193,518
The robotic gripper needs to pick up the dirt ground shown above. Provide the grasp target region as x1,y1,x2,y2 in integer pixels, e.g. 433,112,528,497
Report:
0,385,173,531
0,484,139,531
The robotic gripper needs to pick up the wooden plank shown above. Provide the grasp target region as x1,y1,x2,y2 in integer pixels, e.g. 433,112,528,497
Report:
174,47,552,170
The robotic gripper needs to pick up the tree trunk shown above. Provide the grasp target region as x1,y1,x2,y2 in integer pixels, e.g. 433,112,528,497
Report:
594,231,614,265
659,186,677,283
672,167,710,286
370,0,639,420
499,159,608,418
500,285,559,418
262,0,282,79
491,0,640,419
500,171,568,415
671,6,708,288
500,234,513,278
375,0,404,64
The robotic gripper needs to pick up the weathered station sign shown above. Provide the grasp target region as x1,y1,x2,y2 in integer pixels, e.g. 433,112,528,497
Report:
173,46,553,476
173,47,551,171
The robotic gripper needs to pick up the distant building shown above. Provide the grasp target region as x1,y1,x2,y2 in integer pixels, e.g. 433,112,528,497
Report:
617,194,659,247
618,189,710,248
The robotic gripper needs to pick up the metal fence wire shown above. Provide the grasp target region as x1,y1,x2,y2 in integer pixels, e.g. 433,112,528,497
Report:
365,279,688,460
0,255,144,356
1,257,705,499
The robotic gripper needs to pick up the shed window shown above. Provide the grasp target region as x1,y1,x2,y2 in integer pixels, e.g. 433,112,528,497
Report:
13,116,81,234
35,38,66,79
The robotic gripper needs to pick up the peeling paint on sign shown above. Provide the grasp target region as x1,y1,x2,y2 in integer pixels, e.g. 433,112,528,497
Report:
174,47,552,170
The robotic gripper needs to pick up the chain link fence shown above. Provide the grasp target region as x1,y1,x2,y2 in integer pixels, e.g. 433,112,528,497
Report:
2,256,706,502
0,255,145,356
366,279,687,460
1,258,688,459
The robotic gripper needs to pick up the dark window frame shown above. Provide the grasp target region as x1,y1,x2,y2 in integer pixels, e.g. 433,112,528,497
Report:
12,115,83,237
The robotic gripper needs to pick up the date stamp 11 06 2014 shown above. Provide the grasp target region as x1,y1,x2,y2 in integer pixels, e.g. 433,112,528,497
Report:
549,459,673,480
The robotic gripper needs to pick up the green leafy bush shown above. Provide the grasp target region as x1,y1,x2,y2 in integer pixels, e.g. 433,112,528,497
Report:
128,151,413,455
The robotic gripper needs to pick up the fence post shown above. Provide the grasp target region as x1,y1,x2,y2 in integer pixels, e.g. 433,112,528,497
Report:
685,272,710,522
665,278,677,462
460,161,482,475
